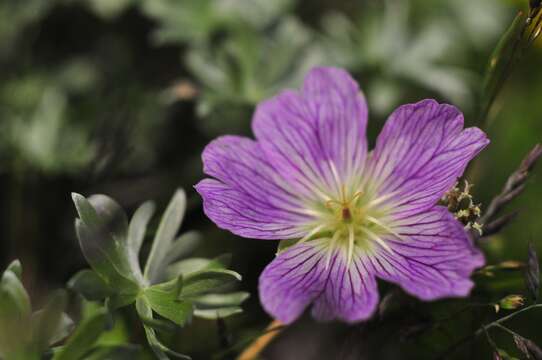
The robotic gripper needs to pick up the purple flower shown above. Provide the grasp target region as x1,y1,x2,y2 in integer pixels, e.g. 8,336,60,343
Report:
195,67,489,324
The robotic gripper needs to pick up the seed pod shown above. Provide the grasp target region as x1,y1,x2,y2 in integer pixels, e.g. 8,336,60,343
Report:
525,242,540,302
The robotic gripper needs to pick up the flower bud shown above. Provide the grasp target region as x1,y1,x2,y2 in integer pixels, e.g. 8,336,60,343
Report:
499,294,525,310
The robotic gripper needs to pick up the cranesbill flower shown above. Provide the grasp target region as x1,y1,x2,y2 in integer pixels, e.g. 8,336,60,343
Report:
195,67,489,324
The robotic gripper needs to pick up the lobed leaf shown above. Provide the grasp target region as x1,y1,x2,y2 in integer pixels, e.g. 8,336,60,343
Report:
181,269,241,298
68,269,113,301
145,189,187,284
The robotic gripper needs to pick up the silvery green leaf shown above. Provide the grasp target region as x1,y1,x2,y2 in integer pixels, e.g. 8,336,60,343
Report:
74,219,139,295
163,231,201,265
52,309,108,360
166,254,231,279
32,290,68,351
144,189,187,283
87,194,129,246
47,313,74,346
194,307,243,320
6,260,22,280
72,193,140,291
127,201,156,281
193,292,249,309
526,242,540,302
0,268,31,319
68,269,112,301
181,269,241,298
0,268,32,355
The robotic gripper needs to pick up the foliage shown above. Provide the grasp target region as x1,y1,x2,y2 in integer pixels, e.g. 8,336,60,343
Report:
70,189,248,358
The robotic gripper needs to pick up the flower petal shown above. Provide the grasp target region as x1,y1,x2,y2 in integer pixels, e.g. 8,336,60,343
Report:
368,99,489,216
196,135,313,239
259,240,379,324
252,67,369,200
371,206,484,300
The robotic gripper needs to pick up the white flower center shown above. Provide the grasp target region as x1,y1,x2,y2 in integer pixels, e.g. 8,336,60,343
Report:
301,181,399,266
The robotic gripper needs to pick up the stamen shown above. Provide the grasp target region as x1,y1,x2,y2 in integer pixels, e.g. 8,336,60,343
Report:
347,224,355,266
299,224,326,244
328,161,344,200
325,231,341,269
360,227,393,254
365,216,404,241
366,191,399,209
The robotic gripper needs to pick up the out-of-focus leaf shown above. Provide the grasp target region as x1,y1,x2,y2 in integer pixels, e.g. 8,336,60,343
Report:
181,269,241,298
526,242,540,302
140,0,295,45
11,88,96,174
143,276,193,326
6,260,22,280
53,309,108,360
0,269,31,319
481,11,525,119
81,344,141,360
46,313,74,346
187,17,326,134
82,0,135,19
0,266,32,356
68,269,112,301
144,189,186,283
32,290,68,351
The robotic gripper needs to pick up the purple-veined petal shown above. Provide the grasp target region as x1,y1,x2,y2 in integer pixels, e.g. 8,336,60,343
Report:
252,67,369,200
259,240,379,324
195,178,309,240
371,206,484,300
368,99,489,217
196,135,313,239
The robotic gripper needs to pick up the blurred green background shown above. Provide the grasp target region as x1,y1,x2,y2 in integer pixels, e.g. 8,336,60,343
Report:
0,0,541,358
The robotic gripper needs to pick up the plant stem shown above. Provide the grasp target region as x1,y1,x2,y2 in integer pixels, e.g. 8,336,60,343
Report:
434,304,542,359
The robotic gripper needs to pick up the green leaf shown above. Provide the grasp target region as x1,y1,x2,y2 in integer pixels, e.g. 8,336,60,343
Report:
166,254,230,279
181,269,241,298
143,276,193,326
68,269,113,301
32,290,68,351
72,193,139,289
193,291,249,309
194,307,243,320
0,268,31,319
52,309,108,360
144,189,187,283
81,344,141,360
135,298,191,360
127,201,156,280
0,268,32,356
163,231,201,265
75,220,140,299
6,260,22,280
47,313,74,346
